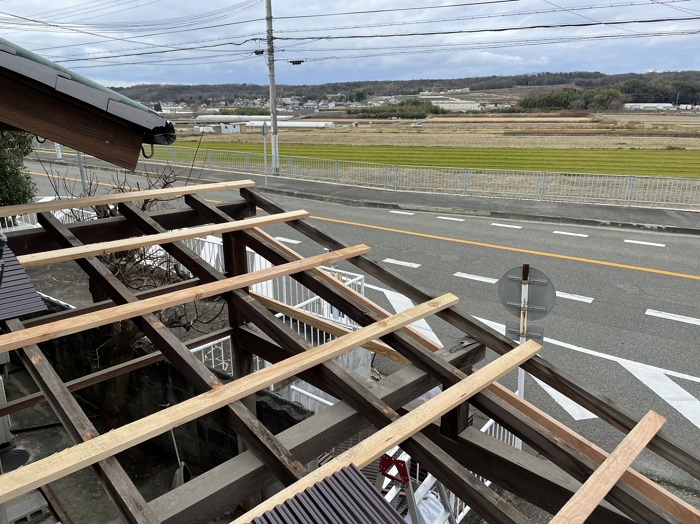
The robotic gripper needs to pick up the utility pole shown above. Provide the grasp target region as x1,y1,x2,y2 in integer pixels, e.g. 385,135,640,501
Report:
265,0,279,175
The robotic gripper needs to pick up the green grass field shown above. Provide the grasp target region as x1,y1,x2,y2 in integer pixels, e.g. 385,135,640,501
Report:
175,141,700,178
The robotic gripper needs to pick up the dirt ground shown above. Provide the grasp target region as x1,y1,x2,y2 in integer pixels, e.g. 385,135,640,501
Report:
180,112,700,150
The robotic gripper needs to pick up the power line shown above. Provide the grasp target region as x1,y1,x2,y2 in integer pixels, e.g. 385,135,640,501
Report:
272,15,700,41
66,28,700,69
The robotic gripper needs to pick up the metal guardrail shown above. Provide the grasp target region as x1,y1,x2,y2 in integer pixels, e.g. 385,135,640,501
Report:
150,145,700,210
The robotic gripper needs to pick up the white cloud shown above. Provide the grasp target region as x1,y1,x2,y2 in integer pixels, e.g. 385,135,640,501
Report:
0,0,698,86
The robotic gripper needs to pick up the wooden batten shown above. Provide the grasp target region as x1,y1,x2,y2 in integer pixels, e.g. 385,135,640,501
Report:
551,411,666,524
18,210,308,267
0,180,255,218
0,244,370,354
250,291,410,365
233,339,542,524
0,293,457,503
250,228,440,355
487,382,700,523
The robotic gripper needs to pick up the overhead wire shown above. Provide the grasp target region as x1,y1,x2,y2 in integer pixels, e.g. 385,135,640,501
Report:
4,0,700,76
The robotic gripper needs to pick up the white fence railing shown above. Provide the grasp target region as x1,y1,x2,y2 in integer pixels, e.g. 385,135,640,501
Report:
146,145,700,210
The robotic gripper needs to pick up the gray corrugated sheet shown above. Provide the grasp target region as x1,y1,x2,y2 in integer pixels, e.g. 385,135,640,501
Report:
252,465,405,524
0,246,46,321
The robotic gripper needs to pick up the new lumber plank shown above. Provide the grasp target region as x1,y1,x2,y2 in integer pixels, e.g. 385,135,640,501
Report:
487,382,700,524
17,209,308,267
111,203,308,485
0,180,254,218
150,332,482,524
246,226,696,522
7,203,253,256
250,291,407,364
241,229,681,523
0,244,370,354
0,329,234,418
185,195,413,365
232,339,542,524
241,188,700,480
249,227,430,359
0,293,457,503
551,411,667,524
229,290,528,524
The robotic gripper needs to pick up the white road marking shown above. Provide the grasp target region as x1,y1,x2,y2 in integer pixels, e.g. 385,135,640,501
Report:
390,210,415,215
452,273,593,302
454,272,498,284
533,377,597,420
274,237,302,245
553,230,589,238
437,216,465,222
366,284,441,345
383,258,422,269
646,309,700,326
624,239,665,247
555,291,594,304
475,316,700,428
490,223,522,229
620,361,700,429
367,284,700,429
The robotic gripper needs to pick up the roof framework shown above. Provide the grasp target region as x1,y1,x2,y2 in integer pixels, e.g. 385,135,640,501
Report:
0,183,697,524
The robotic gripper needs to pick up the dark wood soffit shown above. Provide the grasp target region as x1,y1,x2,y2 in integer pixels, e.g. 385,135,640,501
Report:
0,69,144,169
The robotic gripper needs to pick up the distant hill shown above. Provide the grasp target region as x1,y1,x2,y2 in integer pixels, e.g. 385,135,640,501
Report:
112,70,700,106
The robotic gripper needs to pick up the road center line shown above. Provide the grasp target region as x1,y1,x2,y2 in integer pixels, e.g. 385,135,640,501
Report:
310,216,700,281
491,223,522,229
437,216,465,222
383,258,421,269
646,309,700,326
389,210,415,216
625,239,665,247
553,231,589,238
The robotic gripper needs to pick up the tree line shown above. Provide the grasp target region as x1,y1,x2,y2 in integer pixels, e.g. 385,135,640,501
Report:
346,99,448,119
112,71,700,106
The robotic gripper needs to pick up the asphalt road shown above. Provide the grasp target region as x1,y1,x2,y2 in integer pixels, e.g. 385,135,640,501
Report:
23,162,700,501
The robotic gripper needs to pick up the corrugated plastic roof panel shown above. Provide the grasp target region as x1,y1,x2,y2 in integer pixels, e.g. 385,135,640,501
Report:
0,246,46,322
251,465,405,524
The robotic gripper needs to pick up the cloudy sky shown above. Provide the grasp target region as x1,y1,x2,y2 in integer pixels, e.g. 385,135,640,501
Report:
1,0,699,88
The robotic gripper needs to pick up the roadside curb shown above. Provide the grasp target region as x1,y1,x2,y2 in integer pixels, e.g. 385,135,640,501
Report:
254,186,700,236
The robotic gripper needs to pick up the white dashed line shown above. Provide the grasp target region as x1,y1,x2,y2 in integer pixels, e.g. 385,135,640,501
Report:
556,291,594,304
275,237,302,245
553,230,589,238
437,216,465,222
624,240,665,247
383,258,422,269
389,210,415,215
646,309,700,326
490,223,522,229
454,272,498,284
453,272,593,302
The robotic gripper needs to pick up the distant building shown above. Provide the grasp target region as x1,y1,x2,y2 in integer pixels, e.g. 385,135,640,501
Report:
624,103,674,111
193,123,246,134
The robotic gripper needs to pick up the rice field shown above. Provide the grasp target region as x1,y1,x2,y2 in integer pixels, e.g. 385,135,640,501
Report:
174,141,700,178
175,113,700,178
